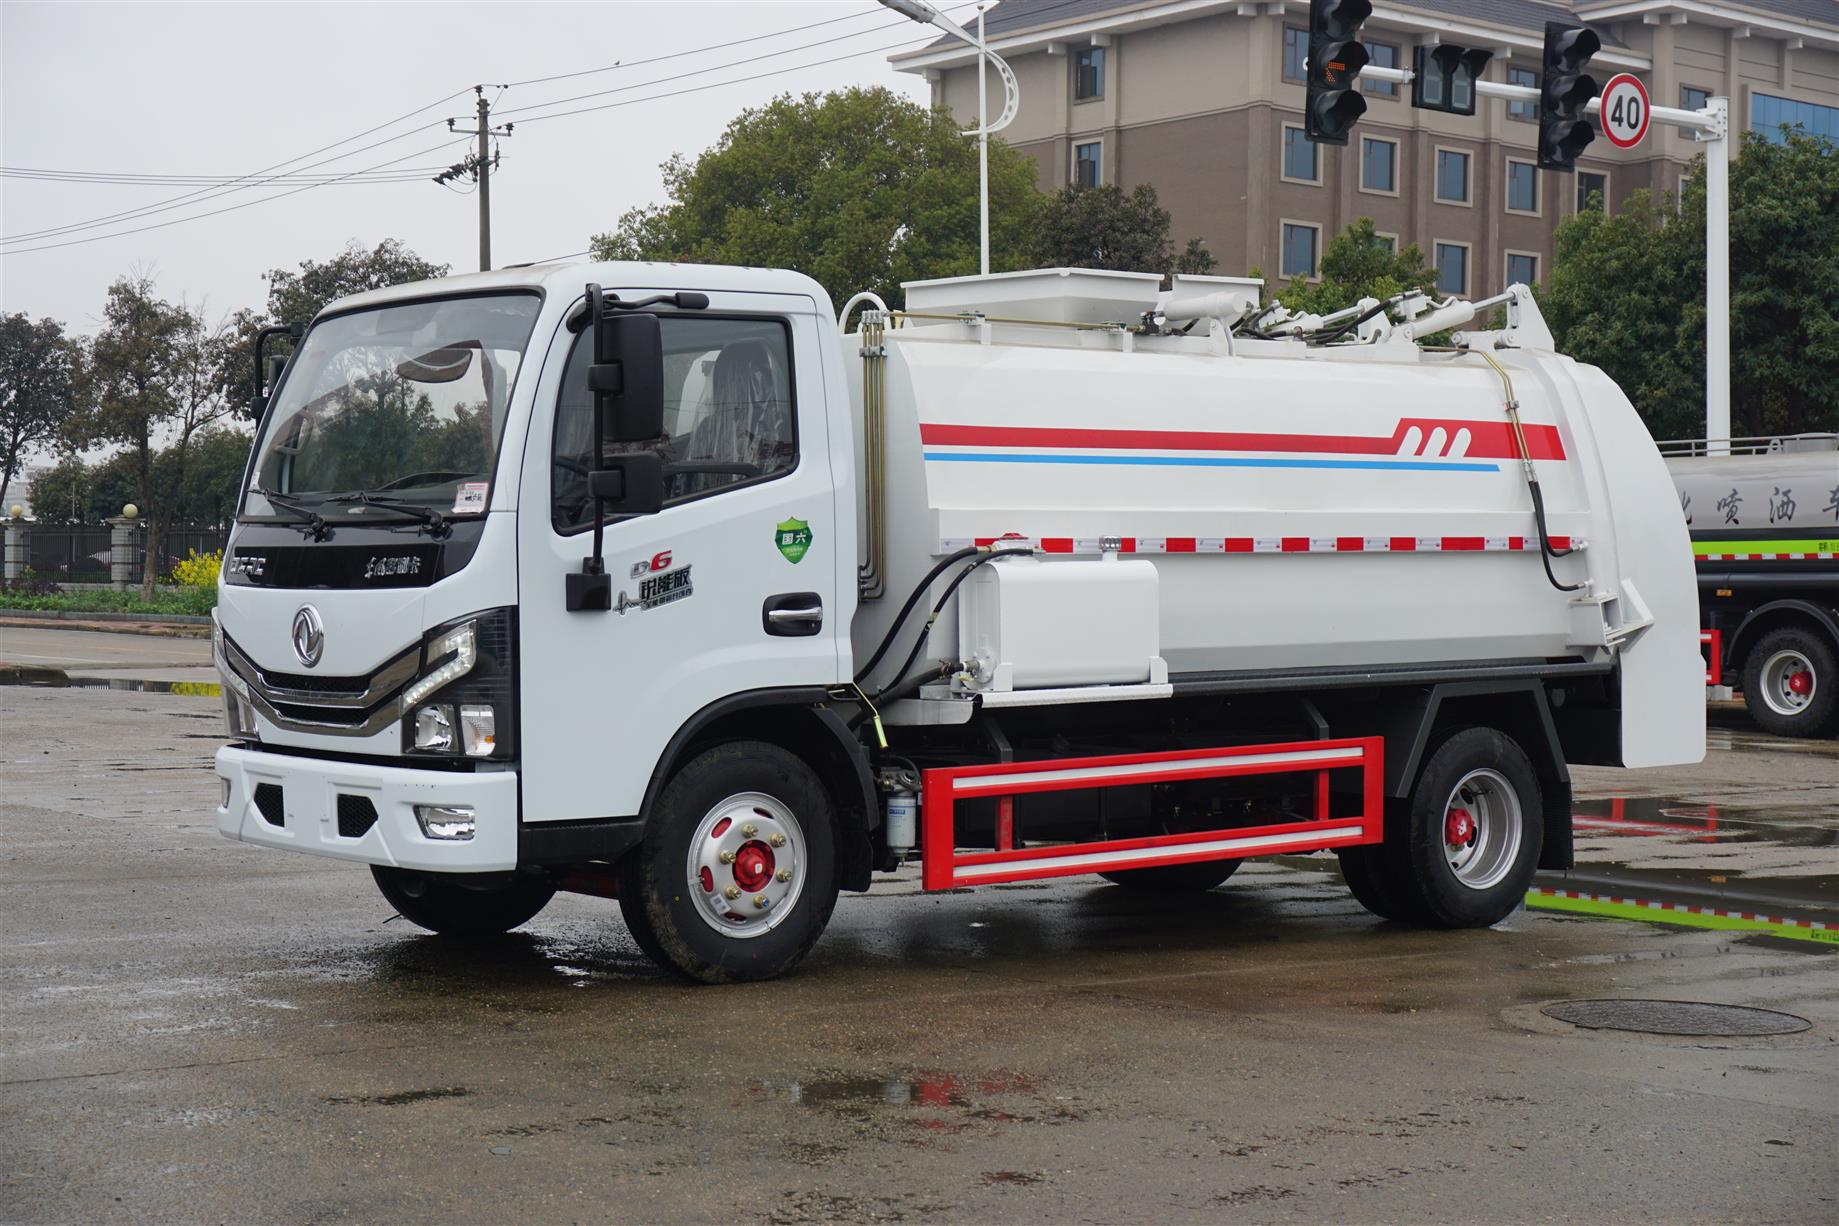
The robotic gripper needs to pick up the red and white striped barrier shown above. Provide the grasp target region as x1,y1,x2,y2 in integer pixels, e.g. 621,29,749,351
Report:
943,534,1581,556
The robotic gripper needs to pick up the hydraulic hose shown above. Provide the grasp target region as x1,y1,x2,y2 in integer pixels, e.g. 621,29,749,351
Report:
852,545,986,684
870,551,1013,702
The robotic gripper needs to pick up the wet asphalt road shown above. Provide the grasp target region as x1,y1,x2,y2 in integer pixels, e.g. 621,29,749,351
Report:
2,671,1836,1223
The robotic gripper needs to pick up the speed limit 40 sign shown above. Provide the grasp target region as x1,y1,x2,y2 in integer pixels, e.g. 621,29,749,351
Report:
1599,73,1651,149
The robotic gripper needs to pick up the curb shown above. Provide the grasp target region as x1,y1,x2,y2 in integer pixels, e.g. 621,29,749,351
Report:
0,609,212,636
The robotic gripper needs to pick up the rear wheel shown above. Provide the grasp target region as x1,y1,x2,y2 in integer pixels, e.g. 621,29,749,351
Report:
1099,858,1241,893
1741,626,1838,739
1347,728,1543,928
371,867,556,936
618,741,839,984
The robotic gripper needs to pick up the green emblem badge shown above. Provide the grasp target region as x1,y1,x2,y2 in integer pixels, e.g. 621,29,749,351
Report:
775,517,813,564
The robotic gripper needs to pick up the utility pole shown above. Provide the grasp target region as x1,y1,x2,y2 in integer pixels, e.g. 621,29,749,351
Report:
436,87,512,272
475,86,492,272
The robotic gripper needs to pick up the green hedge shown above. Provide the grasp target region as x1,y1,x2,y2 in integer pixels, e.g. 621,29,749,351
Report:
0,587,216,616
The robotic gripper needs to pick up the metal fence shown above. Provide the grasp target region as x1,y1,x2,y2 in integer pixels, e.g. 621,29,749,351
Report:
24,525,229,584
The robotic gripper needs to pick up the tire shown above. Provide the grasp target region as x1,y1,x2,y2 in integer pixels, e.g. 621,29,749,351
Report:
1099,859,1241,892
1740,626,1839,739
1336,805,1428,923
1381,727,1544,929
371,867,556,936
618,740,839,984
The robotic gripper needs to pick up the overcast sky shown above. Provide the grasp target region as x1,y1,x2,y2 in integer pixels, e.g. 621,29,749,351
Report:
1,1,949,333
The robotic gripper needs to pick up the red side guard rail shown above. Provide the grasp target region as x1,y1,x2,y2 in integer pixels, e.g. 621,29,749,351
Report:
920,737,1385,891
1699,628,1722,685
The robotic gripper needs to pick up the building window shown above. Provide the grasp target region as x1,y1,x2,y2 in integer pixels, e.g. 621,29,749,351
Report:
1281,222,1320,279
1751,93,1839,144
1507,67,1538,121
1364,41,1399,97
1074,141,1102,188
1283,26,1309,82
1373,232,1398,254
1680,85,1710,112
1434,242,1468,296
1435,148,1470,204
1506,160,1538,213
1506,252,1539,287
1282,125,1320,183
1075,46,1105,101
1360,137,1397,193
1576,171,1608,213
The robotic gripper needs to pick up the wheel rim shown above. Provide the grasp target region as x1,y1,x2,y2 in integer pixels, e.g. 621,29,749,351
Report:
1441,768,1523,891
685,791,807,939
1758,649,1816,717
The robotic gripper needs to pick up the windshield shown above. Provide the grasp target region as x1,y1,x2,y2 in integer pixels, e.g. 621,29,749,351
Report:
242,293,541,521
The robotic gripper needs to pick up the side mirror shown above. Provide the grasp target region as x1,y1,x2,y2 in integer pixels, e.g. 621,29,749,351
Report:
591,309,664,442
588,453,665,517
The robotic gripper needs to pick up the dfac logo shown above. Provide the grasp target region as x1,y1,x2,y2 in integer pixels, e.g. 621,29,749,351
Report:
291,605,325,669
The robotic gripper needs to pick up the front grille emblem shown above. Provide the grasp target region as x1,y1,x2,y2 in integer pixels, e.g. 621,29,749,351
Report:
291,605,325,668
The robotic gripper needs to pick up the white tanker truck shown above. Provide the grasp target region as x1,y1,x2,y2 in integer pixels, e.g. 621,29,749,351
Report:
213,262,1703,982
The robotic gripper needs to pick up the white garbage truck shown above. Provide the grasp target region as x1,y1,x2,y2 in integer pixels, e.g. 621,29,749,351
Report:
213,261,1703,982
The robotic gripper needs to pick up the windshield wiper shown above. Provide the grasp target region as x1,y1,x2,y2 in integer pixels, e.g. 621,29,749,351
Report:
251,487,330,540
322,491,449,537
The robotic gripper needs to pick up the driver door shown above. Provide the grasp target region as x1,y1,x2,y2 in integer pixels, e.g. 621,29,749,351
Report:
516,289,846,824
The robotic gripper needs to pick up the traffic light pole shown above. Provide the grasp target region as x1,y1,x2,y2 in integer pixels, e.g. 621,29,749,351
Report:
1360,63,1732,454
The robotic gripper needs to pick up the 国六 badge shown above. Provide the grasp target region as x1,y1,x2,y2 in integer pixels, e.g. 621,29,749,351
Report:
775,517,812,564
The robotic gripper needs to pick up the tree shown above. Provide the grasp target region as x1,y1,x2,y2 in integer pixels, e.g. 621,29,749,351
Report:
1266,218,1441,315
25,454,91,526
223,240,452,412
174,426,255,528
1541,130,1839,440
0,313,83,508
1029,183,1217,276
265,238,450,326
591,87,1041,308
78,276,238,598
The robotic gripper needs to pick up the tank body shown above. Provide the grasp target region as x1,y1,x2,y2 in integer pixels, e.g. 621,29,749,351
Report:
846,312,1704,767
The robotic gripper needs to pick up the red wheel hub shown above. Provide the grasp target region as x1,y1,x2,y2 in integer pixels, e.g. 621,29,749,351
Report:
1445,807,1476,848
1788,669,1813,696
732,840,776,892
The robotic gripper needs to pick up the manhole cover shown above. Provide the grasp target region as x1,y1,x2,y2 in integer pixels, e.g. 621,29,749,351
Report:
1542,999,1811,1037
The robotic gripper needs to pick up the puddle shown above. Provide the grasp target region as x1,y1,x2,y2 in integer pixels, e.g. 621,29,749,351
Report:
751,1072,1034,1111
324,1086,473,1106
1530,794,1839,945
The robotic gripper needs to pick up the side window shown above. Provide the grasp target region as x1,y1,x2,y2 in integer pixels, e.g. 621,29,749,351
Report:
552,315,796,534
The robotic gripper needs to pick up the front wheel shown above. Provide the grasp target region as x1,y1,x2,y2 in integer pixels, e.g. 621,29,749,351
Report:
371,867,556,935
618,741,839,984
1741,627,1839,739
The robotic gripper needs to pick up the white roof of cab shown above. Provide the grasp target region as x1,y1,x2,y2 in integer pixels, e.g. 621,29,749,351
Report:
320,260,835,320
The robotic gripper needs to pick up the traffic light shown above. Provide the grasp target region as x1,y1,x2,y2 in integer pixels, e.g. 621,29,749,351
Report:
1412,44,1493,116
1538,20,1601,171
1305,0,1372,145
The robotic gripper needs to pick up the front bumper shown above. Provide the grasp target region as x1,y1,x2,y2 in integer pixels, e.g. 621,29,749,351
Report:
215,745,518,872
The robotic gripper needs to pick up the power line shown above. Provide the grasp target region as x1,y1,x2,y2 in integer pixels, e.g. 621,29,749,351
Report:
496,2,983,119
2,168,448,186
0,87,471,244
2,165,452,184
0,135,476,257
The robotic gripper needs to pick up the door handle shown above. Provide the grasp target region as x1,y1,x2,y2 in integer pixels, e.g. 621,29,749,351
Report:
763,592,823,636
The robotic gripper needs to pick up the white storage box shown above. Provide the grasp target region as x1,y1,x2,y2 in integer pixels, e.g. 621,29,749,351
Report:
957,556,1162,691
901,267,1162,325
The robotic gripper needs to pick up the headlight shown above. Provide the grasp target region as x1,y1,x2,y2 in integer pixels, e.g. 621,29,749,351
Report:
399,608,517,760
401,621,476,709
414,704,455,752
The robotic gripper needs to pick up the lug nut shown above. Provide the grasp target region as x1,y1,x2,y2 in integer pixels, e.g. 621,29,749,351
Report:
776,868,793,883
724,885,742,900
768,833,786,848
741,823,758,837
753,894,770,909
719,850,736,864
